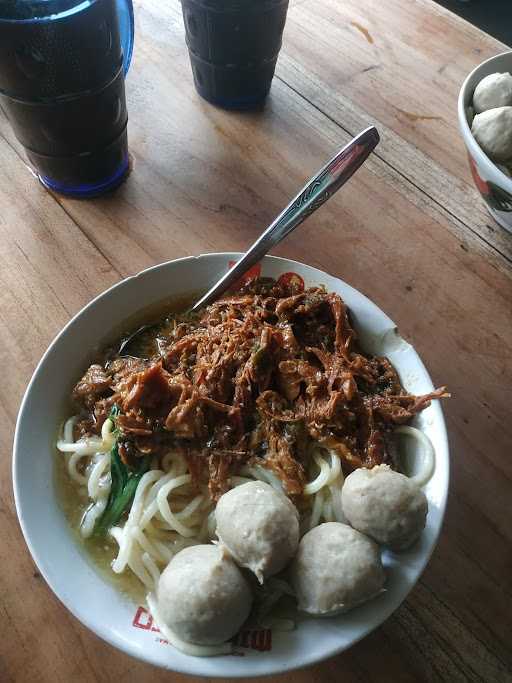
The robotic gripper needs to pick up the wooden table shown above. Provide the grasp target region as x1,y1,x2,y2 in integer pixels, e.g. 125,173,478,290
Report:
1,1,511,681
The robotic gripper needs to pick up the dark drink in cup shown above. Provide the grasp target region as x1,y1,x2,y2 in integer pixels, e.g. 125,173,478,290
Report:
181,0,289,109
0,0,134,197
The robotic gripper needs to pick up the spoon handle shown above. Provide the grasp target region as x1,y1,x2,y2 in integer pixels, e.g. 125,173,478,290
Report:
191,126,379,311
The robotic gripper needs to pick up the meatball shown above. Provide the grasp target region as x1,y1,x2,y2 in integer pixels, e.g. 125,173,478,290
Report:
215,481,299,583
472,107,512,162
341,464,428,550
290,522,385,616
156,544,252,645
473,72,512,114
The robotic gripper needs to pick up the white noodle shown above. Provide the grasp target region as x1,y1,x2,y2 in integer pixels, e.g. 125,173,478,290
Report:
157,475,198,537
309,488,325,530
63,416,77,443
128,470,164,528
109,525,123,545
142,552,161,588
174,495,204,520
58,415,114,456
127,548,154,589
304,449,331,495
140,473,175,521
87,452,111,499
101,418,116,450
394,426,436,486
326,453,346,523
57,438,104,455
67,451,90,485
112,470,163,574
134,528,168,564
81,451,111,540
329,478,346,523
81,496,108,538
239,465,283,491
151,539,177,564
110,526,154,589
327,449,342,484
111,525,133,573
322,498,334,522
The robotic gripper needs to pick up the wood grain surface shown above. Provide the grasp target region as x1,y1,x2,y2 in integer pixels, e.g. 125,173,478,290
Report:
1,0,511,681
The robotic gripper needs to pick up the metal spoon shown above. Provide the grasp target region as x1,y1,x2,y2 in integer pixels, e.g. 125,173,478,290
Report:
191,125,379,311
118,126,379,355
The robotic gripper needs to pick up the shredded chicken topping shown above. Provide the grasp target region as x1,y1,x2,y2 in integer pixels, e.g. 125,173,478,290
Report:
72,278,448,500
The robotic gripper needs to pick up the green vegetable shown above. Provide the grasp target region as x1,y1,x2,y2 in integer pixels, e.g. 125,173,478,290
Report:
108,404,121,439
251,346,273,383
110,404,121,419
94,443,150,536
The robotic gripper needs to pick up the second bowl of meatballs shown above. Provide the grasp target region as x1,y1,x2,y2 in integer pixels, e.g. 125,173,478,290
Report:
458,50,512,233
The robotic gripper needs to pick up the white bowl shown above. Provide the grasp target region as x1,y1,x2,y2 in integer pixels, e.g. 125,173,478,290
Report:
13,254,449,678
458,50,512,233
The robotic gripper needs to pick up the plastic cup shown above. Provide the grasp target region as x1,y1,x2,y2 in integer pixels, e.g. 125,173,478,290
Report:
181,0,289,109
0,0,134,197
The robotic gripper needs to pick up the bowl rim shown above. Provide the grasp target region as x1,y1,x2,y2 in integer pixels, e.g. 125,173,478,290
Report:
458,49,512,191
12,253,450,677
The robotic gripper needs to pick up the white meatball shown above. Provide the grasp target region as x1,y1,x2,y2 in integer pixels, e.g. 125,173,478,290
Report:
290,522,385,616
342,464,427,550
215,481,299,583
472,107,512,162
473,72,512,114
156,544,252,645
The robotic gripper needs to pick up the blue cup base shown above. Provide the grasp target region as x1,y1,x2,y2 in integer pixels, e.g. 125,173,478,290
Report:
27,125,129,198
37,155,130,198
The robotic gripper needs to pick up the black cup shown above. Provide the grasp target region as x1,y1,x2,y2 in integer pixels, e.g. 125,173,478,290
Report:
181,0,289,109
0,0,133,197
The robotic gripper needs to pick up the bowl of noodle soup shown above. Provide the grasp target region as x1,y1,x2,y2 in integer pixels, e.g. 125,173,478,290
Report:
13,253,449,677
